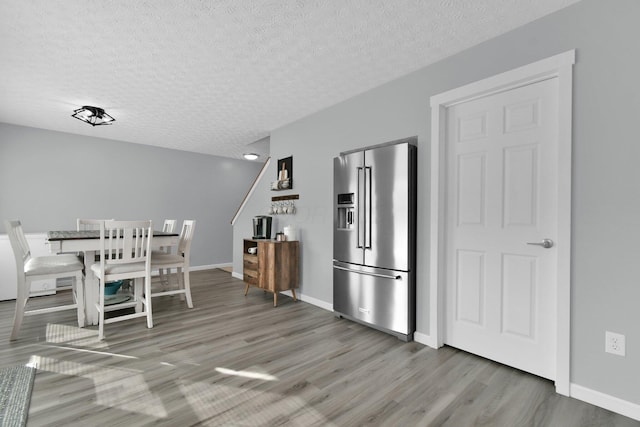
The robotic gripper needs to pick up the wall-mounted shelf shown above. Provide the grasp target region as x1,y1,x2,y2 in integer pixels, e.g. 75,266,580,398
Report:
270,178,292,191
270,194,298,215
272,194,299,202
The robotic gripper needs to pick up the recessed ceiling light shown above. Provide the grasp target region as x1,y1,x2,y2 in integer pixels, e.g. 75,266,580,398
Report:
243,153,259,161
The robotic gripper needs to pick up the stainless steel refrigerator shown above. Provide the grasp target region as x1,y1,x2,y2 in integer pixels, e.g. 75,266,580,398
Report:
333,137,417,341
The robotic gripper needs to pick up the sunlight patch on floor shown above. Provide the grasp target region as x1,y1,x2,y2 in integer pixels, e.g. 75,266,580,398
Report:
179,380,334,426
45,323,109,349
215,366,278,381
158,350,201,367
28,355,167,418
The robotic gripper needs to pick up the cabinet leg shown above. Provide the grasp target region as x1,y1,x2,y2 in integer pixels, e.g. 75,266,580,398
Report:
291,289,297,302
273,292,278,307
244,283,250,296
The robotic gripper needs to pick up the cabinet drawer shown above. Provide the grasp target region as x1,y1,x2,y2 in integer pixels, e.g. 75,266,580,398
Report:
244,266,258,278
243,269,258,285
243,259,258,271
243,254,258,265
243,251,259,286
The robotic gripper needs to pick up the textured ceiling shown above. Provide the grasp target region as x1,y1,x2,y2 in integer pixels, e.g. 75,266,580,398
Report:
0,0,580,160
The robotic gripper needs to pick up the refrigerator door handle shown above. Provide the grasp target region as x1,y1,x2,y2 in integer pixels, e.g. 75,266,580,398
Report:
357,167,365,248
333,265,401,280
364,166,372,249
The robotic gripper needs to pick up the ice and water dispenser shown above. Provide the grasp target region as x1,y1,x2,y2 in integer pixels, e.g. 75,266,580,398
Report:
336,193,354,230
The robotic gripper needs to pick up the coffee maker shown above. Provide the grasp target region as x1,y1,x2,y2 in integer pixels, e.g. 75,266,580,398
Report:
252,215,272,239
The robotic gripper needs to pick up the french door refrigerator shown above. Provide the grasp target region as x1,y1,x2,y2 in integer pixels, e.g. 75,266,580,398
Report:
333,137,417,341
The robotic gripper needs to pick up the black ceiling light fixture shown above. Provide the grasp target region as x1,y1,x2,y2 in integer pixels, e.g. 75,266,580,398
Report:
71,106,115,126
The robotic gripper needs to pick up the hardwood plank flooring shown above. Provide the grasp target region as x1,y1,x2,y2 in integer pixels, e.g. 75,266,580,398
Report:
0,269,637,426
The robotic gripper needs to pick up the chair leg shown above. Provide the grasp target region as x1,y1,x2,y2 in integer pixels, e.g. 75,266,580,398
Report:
144,275,153,329
98,279,105,341
134,278,143,313
10,276,29,341
71,277,77,304
75,272,86,327
177,267,193,308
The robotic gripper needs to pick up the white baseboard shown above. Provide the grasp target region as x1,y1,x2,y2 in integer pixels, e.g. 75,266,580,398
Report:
303,294,333,312
191,263,231,272
279,290,333,312
226,273,334,311
186,268,334,312
414,331,439,349
570,384,640,421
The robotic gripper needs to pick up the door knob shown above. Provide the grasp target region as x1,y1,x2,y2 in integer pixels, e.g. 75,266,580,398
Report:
527,238,554,249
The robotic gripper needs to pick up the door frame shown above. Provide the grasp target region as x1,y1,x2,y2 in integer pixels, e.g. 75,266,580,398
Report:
428,50,575,395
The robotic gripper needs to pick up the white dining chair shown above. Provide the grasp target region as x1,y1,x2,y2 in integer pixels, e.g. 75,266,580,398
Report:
157,219,177,286
162,219,177,234
75,219,113,262
4,220,85,341
77,218,113,231
77,218,101,231
90,220,153,340
150,220,195,308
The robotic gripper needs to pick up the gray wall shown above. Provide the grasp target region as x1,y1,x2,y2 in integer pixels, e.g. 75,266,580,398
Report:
234,0,640,406
0,122,262,268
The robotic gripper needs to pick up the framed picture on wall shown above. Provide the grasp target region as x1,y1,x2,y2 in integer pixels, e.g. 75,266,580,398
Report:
277,156,293,189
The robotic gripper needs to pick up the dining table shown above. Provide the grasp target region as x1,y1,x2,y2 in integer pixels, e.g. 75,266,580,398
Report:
46,229,179,326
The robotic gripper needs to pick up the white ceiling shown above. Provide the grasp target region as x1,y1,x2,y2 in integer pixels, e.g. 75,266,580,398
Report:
0,0,580,160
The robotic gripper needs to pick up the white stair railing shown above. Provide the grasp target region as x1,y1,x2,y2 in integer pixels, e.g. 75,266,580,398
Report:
231,157,271,226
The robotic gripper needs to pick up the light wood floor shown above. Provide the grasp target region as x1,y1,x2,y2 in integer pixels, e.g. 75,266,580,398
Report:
1,269,637,426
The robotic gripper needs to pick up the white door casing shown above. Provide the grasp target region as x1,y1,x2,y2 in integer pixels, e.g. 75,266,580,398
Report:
428,50,575,395
445,77,558,380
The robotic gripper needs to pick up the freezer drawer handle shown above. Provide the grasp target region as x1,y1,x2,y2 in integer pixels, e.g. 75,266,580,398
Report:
333,265,401,280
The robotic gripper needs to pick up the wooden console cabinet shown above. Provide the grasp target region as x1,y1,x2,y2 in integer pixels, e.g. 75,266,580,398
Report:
243,238,299,306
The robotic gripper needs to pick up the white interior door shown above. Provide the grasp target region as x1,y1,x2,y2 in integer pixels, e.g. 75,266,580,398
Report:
444,77,559,380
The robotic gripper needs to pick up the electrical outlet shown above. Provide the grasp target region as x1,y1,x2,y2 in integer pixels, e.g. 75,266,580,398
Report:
605,331,626,356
